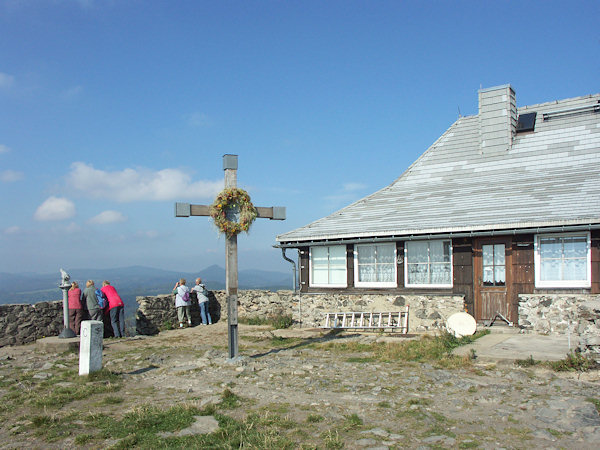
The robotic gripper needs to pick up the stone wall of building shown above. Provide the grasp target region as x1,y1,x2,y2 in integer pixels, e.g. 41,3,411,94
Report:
135,290,466,335
0,301,64,347
518,294,600,361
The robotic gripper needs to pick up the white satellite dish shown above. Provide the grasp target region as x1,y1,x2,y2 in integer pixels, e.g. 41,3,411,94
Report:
447,312,477,338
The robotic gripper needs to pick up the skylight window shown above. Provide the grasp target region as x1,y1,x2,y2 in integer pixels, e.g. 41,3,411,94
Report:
516,112,537,132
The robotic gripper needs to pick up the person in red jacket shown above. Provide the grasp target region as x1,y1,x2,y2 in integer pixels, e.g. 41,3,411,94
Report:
68,281,84,335
101,280,125,338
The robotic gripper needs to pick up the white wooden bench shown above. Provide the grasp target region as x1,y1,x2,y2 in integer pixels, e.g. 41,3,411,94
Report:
323,307,409,334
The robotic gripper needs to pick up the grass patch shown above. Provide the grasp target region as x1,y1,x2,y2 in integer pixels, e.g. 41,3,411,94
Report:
516,355,539,367
220,388,242,409
239,313,294,329
322,429,344,449
307,413,325,423
547,352,599,372
319,330,489,366
345,356,376,363
3,367,122,411
344,413,363,430
98,395,124,405
91,403,201,443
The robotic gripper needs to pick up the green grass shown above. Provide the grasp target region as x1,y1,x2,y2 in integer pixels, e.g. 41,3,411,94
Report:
307,413,325,423
2,367,122,411
344,413,363,430
220,388,243,409
238,313,294,329
515,355,539,367
547,352,599,372
319,330,489,367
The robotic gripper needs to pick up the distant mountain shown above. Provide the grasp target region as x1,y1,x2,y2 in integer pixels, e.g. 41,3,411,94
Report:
0,265,294,307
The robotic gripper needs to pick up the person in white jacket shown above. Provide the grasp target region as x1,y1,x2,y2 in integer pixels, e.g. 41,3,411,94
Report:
173,278,191,328
191,277,212,325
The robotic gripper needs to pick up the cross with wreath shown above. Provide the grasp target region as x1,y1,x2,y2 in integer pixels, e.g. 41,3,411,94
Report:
175,154,285,360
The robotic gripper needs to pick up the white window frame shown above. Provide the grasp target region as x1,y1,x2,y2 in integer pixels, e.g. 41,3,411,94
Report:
534,232,591,288
353,243,398,288
404,239,453,288
309,245,347,288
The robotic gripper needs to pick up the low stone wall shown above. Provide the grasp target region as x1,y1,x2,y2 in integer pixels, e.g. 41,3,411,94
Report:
518,294,600,361
135,290,466,335
0,301,64,347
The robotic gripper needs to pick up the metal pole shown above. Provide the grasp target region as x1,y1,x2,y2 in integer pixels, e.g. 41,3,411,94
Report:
58,270,76,338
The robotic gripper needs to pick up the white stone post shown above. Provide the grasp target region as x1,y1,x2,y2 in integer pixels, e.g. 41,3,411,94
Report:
79,320,104,376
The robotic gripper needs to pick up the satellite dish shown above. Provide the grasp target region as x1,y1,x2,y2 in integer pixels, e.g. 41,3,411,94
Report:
447,312,477,338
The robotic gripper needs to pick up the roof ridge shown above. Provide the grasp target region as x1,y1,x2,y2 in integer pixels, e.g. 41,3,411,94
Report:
517,93,600,111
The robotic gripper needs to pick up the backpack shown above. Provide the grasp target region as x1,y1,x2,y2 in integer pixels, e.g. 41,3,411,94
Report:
95,288,107,309
182,290,190,302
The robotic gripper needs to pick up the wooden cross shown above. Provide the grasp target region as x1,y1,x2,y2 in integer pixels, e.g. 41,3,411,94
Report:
174,154,285,359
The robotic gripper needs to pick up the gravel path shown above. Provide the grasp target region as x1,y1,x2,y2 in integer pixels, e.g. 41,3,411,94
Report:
1,322,599,449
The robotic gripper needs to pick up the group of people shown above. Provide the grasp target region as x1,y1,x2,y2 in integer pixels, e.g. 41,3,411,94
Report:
68,280,126,338
173,277,212,328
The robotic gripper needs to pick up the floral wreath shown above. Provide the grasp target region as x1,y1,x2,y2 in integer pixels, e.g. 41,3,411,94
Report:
209,188,258,237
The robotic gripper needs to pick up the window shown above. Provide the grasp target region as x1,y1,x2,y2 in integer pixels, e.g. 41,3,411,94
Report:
482,244,505,286
354,243,397,288
310,245,347,287
535,233,591,288
516,112,537,132
405,240,452,287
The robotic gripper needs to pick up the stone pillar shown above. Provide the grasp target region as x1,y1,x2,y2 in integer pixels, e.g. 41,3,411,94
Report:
79,320,104,376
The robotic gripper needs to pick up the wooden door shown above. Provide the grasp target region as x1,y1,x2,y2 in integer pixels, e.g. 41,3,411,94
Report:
473,237,513,322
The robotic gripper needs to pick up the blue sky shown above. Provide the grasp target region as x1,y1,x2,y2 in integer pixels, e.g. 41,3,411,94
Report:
1,0,598,274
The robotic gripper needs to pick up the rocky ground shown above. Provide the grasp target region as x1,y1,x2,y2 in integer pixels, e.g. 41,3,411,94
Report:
1,322,599,449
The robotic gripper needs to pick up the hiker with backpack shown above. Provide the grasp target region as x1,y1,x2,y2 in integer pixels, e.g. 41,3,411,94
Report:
82,280,104,321
173,278,192,328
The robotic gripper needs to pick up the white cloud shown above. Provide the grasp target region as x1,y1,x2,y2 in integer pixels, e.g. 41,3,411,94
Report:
67,162,223,202
0,170,24,182
34,196,76,221
4,226,20,234
88,210,127,224
0,144,11,154
0,72,14,89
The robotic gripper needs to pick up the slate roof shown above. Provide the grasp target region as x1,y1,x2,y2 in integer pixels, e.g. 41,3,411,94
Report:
277,91,600,244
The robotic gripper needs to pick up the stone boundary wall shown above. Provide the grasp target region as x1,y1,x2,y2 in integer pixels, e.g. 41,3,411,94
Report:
135,290,466,335
518,294,600,361
0,301,63,347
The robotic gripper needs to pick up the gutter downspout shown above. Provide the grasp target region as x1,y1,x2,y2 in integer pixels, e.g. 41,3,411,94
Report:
281,248,300,327
281,248,298,292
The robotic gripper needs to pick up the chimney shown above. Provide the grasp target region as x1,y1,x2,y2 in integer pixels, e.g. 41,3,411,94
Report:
478,84,517,155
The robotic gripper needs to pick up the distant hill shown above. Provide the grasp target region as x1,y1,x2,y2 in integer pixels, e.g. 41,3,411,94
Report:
0,265,294,310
